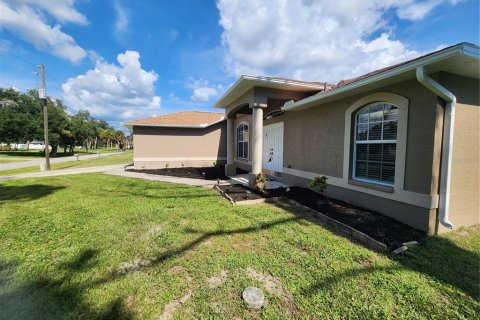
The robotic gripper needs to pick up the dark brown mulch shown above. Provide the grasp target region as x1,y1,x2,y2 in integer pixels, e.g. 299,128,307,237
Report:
216,184,264,202
284,186,427,250
126,166,228,180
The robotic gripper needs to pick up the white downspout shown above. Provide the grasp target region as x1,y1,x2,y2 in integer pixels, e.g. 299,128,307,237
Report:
416,67,455,229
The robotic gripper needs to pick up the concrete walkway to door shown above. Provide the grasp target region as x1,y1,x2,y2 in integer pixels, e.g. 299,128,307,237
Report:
105,168,232,187
230,173,289,189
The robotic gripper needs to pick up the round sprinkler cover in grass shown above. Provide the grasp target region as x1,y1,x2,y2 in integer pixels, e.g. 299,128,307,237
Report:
242,287,265,310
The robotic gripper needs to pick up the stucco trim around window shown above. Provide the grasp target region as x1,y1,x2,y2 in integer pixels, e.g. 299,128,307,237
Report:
343,92,409,191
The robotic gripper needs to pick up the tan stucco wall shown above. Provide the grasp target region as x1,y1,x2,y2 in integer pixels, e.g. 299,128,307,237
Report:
437,73,480,232
133,121,227,169
224,75,478,233
283,78,440,190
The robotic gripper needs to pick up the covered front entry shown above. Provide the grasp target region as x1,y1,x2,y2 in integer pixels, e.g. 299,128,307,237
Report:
263,122,284,172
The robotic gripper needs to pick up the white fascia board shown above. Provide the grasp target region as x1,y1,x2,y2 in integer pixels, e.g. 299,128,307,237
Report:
283,43,478,112
214,75,325,108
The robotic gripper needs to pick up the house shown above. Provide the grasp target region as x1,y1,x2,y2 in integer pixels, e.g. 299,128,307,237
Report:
127,42,479,234
214,42,479,234
124,111,226,169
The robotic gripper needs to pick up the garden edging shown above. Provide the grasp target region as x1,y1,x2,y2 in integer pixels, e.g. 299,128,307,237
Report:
284,197,388,252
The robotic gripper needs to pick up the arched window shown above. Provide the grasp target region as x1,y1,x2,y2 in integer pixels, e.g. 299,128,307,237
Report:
353,102,398,185
237,123,249,160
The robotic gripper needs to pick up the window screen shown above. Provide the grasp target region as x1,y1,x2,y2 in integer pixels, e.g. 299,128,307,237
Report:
353,103,398,185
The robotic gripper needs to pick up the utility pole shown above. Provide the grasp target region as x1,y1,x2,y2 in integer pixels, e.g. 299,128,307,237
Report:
39,64,50,170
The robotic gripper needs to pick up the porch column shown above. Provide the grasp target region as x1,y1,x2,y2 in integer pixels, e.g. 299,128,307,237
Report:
225,117,236,176
250,105,263,186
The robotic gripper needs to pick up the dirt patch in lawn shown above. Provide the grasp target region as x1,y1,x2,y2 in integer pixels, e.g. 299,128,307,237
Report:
284,186,427,250
207,269,228,288
246,267,296,315
158,289,192,320
127,166,227,180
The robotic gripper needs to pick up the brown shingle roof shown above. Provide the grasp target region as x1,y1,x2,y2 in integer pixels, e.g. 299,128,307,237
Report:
125,111,225,128
331,43,465,90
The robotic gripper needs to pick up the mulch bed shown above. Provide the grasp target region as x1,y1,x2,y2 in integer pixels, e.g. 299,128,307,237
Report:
127,166,228,180
216,184,264,202
284,187,427,250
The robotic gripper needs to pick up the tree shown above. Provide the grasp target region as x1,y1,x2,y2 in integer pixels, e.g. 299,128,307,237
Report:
0,86,126,156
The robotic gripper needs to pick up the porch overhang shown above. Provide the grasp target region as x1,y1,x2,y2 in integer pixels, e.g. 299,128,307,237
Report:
214,75,328,109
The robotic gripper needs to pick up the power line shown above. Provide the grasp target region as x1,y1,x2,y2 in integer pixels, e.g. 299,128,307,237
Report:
0,47,36,67
0,48,65,88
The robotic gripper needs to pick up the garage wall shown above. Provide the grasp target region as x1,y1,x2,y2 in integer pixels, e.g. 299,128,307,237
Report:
133,121,227,169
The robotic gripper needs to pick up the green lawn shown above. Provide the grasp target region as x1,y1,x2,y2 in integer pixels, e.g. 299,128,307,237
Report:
0,150,44,159
0,152,132,176
0,159,28,164
0,174,478,319
0,148,126,159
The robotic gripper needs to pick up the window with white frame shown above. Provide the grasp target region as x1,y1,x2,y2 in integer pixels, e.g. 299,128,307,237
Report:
237,123,249,160
353,102,398,185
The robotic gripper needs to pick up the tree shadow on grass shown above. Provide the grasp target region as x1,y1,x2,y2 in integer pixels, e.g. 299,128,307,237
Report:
0,184,65,203
391,235,480,300
0,251,134,320
288,197,480,300
0,217,300,319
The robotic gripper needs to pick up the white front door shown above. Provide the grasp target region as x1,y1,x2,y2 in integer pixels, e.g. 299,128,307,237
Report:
263,122,284,172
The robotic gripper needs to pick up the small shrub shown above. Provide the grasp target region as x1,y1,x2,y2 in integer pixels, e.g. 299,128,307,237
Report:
255,173,268,191
309,175,329,205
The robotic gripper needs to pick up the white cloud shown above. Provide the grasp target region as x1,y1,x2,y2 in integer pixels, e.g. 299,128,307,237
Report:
62,50,161,121
186,78,224,101
113,0,130,35
217,0,460,82
12,0,88,25
0,0,87,63
192,87,219,101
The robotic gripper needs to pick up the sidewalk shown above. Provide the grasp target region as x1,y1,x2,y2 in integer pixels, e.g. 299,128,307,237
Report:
0,152,125,171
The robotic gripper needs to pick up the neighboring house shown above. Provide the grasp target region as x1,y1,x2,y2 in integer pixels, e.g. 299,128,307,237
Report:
124,111,226,169
127,42,479,234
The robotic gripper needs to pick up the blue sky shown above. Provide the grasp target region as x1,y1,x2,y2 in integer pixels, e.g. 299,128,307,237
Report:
0,0,478,130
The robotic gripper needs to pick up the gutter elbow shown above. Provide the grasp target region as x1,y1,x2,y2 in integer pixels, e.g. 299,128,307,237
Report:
440,219,454,229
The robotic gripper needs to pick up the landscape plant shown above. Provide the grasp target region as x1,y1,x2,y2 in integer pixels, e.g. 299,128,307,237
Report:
255,173,268,191
309,175,329,205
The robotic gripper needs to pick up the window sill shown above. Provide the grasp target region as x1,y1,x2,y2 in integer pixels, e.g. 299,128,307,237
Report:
348,179,394,193
235,158,249,162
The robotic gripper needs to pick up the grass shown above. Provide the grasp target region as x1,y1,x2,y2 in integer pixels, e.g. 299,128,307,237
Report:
0,174,478,319
0,150,44,159
0,147,125,159
0,152,132,176
0,159,28,164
